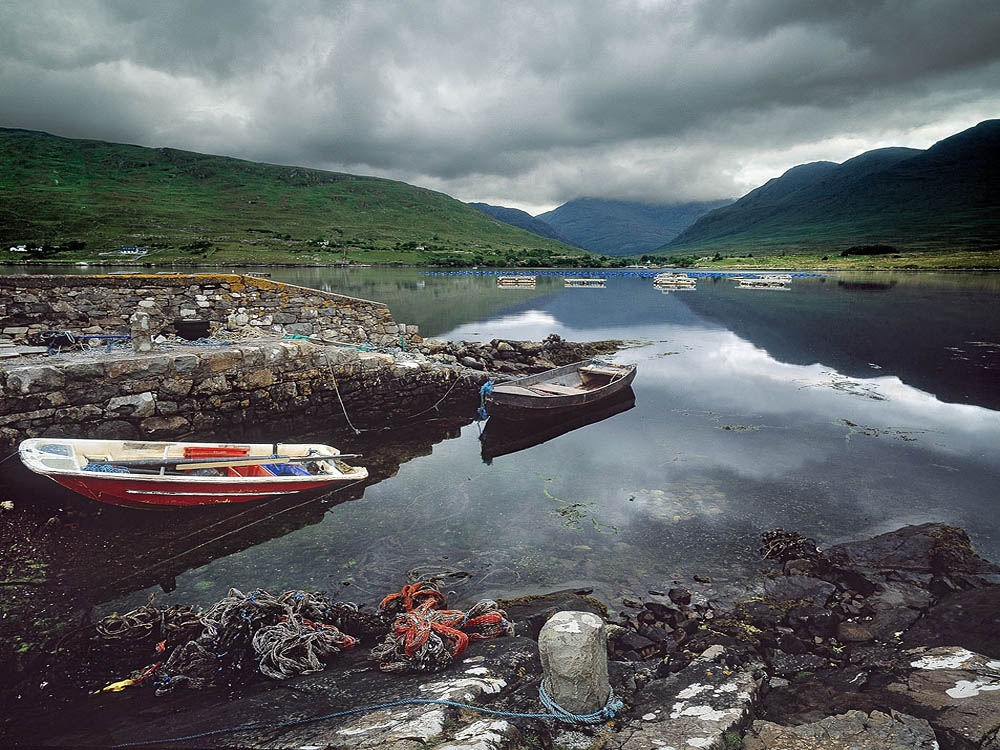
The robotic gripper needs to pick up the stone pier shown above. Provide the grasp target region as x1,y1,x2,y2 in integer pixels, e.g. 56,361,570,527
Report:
0,339,484,453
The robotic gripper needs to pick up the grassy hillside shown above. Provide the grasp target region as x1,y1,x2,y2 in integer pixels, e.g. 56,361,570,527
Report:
662,120,1000,258
0,128,593,267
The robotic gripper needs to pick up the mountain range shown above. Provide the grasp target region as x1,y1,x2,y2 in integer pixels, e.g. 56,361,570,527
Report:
535,198,733,256
467,203,574,245
470,198,733,256
662,119,1000,254
2,120,997,263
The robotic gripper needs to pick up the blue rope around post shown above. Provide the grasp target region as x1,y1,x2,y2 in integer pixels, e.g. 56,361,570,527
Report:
110,682,625,747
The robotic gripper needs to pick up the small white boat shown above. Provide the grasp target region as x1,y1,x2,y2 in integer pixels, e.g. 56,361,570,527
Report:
736,275,791,289
497,275,536,287
564,278,606,288
653,273,696,289
19,438,367,508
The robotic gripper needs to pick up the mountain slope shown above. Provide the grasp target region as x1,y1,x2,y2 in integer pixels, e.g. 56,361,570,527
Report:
664,120,1000,253
468,202,574,245
537,197,733,256
0,128,587,265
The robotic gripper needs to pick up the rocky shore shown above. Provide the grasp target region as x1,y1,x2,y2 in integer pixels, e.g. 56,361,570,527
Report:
4,522,998,749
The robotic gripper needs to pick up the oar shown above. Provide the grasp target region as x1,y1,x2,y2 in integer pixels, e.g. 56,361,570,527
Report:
88,454,361,471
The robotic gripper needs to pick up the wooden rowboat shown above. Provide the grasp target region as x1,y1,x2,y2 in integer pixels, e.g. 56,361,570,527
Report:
18,438,367,508
482,359,636,421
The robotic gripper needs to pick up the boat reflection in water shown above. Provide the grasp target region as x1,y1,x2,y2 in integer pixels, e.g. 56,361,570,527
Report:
479,387,636,463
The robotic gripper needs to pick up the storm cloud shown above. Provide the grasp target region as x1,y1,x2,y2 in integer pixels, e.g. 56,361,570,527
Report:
2,0,998,212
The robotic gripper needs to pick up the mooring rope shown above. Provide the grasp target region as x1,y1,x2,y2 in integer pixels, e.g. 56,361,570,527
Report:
322,354,363,434
395,369,473,422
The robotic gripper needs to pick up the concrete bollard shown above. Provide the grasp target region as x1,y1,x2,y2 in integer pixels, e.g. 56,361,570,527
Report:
129,310,154,353
538,610,610,716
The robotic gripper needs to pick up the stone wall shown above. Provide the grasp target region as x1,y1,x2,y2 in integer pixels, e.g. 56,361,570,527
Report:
0,273,419,349
0,341,482,453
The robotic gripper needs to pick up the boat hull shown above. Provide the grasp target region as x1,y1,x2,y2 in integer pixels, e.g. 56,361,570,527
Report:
45,472,346,508
484,360,636,421
19,438,367,508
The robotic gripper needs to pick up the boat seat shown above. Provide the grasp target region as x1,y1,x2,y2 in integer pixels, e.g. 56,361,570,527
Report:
529,383,584,395
579,366,623,377
492,385,540,396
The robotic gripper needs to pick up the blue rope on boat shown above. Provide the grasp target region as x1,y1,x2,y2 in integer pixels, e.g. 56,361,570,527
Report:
477,380,494,421
83,463,130,473
110,682,624,747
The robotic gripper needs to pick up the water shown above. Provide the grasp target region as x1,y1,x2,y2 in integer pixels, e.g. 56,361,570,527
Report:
6,267,1000,617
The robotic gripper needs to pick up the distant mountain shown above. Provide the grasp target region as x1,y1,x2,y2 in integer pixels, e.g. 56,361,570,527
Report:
664,120,1000,253
536,198,734,256
468,202,574,245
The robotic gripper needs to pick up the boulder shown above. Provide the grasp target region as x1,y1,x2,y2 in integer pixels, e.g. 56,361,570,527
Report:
744,709,937,749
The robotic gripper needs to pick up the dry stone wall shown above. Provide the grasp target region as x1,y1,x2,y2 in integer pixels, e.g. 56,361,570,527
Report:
0,341,482,452
0,273,419,349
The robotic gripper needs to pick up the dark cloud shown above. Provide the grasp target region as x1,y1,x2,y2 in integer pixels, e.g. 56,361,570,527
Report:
1,0,997,212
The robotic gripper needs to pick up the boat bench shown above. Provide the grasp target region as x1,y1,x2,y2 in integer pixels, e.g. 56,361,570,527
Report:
528,383,584,395
579,366,623,377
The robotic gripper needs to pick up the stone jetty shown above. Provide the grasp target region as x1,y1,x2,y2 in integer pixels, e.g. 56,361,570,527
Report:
0,273,619,452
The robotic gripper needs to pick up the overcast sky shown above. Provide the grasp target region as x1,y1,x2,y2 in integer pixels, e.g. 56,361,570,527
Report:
2,1,998,214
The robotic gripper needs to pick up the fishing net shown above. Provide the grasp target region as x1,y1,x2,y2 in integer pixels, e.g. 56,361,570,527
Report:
371,583,514,673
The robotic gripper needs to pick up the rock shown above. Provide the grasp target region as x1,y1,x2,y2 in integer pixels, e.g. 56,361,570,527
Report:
538,611,610,715
825,523,1000,578
621,648,764,750
744,709,937,749
769,651,829,677
836,620,875,643
667,587,692,606
497,590,607,641
901,585,1000,656
762,576,836,607
460,356,484,370
106,392,156,418
887,646,1000,749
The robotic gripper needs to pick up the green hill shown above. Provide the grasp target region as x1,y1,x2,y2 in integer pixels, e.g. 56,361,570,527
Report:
0,128,590,267
662,120,1000,256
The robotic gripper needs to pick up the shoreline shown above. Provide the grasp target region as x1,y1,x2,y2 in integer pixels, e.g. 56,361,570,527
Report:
3,521,997,748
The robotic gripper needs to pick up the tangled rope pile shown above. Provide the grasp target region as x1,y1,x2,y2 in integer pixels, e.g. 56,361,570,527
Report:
95,582,513,693
371,582,514,673
96,588,385,694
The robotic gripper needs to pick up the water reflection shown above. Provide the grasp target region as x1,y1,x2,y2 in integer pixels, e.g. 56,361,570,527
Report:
480,388,636,463
4,269,997,621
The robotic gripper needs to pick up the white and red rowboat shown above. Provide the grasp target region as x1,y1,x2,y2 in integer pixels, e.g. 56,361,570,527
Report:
18,438,367,508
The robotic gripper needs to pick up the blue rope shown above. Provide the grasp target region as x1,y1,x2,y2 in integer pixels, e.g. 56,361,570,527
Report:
477,380,494,421
110,683,624,747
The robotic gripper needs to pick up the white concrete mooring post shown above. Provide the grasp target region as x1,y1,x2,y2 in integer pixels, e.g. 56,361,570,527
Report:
129,310,153,353
538,610,610,716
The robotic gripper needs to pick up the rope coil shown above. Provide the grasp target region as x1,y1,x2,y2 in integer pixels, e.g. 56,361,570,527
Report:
538,679,624,724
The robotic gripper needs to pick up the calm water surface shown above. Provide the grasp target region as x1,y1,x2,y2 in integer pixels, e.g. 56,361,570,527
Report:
9,267,1000,614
